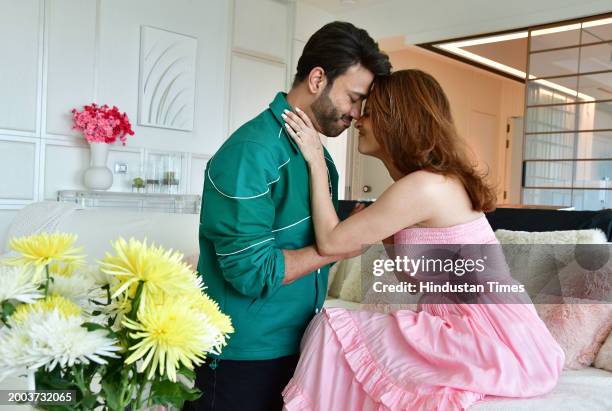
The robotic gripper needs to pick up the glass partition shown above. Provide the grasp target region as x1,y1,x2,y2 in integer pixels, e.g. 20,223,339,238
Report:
522,14,612,209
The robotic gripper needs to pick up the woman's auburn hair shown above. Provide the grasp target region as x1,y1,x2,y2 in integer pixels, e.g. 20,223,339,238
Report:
368,69,497,212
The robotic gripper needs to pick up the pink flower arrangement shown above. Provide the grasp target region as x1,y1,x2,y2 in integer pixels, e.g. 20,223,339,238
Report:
71,103,135,145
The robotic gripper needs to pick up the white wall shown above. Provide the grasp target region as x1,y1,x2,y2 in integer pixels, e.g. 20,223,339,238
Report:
229,0,293,133
0,0,301,246
292,2,351,199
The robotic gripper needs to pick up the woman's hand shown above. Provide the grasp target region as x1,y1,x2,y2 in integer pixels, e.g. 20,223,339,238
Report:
283,108,325,165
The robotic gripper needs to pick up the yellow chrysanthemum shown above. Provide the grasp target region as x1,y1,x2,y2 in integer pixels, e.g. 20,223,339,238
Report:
100,238,196,312
123,299,219,382
11,294,81,325
189,292,234,337
48,262,80,277
6,233,84,277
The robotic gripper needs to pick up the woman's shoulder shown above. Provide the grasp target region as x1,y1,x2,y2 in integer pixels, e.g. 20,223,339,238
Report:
373,171,450,219
386,170,477,223
392,170,454,197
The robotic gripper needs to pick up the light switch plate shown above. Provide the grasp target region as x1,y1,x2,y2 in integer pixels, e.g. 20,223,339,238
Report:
115,163,128,174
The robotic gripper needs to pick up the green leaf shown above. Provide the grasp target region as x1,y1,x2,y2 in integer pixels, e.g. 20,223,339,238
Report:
100,373,125,411
78,391,99,410
81,322,118,339
1,301,15,324
177,366,196,381
96,359,131,411
81,322,106,332
35,368,75,391
34,369,80,411
149,379,202,409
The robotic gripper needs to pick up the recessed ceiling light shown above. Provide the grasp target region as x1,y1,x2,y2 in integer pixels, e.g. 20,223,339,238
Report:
436,44,594,100
437,16,611,50
578,17,612,29
432,16,611,101
443,32,528,49
531,23,581,37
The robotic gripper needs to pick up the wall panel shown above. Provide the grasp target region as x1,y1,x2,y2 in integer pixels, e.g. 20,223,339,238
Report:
233,0,288,61
0,0,41,133
107,148,143,192
45,0,97,137
228,53,286,134
189,155,209,196
0,139,38,200
44,143,89,200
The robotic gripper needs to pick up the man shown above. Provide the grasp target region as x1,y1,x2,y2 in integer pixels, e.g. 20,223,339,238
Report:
188,21,391,411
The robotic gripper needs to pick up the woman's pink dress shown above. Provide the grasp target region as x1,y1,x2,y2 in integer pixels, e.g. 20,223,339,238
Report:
283,216,564,411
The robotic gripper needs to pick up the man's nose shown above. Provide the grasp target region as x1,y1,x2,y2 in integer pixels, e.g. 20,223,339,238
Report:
350,106,361,121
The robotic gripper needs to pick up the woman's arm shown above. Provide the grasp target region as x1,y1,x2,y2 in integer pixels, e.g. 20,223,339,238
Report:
284,109,434,256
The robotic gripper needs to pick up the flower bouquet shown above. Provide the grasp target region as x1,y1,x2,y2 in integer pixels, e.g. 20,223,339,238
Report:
71,104,135,145
0,233,233,410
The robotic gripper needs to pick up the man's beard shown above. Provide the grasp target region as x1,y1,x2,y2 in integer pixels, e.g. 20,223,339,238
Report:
311,86,351,137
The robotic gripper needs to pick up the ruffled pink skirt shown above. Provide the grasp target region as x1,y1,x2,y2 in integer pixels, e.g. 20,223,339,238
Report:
283,304,564,411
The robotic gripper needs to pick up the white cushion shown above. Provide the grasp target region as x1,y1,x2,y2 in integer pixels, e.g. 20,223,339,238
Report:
470,367,612,411
56,209,199,262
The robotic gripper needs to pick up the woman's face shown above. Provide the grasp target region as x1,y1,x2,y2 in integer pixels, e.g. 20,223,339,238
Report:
355,101,383,157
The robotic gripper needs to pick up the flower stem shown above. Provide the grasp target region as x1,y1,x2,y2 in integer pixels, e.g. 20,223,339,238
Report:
129,281,144,321
133,372,145,411
44,264,50,297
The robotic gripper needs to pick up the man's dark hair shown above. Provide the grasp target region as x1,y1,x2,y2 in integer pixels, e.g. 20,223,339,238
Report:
293,21,391,87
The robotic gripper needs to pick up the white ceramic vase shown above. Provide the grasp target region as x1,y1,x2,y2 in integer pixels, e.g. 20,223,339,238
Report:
83,142,113,190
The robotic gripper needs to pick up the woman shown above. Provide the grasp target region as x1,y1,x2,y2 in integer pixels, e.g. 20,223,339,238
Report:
280,70,564,410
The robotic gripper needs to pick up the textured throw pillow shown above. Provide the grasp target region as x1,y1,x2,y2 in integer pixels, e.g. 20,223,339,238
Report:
495,228,608,245
494,229,608,298
334,243,385,303
327,260,346,298
337,254,365,303
594,332,612,372
551,259,612,302
534,295,612,369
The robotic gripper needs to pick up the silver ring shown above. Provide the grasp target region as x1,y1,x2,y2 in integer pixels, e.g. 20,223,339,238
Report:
296,131,302,137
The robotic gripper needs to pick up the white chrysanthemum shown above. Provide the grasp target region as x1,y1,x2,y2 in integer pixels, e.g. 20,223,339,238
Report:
80,264,115,287
0,309,120,381
0,325,33,380
0,264,42,304
48,272,98,309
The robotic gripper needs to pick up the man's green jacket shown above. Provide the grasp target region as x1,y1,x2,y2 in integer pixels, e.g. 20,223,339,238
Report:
198,92,339,360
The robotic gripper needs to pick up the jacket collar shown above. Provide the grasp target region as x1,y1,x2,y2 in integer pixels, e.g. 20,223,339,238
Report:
269,92,299,154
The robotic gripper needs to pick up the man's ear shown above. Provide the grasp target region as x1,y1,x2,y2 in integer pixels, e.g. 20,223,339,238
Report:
307,67,327,95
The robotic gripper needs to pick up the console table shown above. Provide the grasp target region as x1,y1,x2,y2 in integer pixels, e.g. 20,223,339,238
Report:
57,190,201,214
